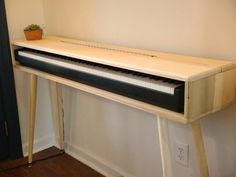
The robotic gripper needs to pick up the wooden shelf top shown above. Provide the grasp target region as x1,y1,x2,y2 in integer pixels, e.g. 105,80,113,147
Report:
12,36,235,81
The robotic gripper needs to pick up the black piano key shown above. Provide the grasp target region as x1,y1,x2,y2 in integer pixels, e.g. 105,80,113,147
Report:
149,76,155,79
15,49,185,113
138,73,144,77
163,79,169,82
127,71,135,75
90,63,97,66
174,80,181,85
153,76,162,80
114,68,120,71
141,73,148,77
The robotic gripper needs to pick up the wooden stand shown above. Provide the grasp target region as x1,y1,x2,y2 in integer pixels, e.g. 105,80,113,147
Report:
27,77,210,176
28,74,37,165
14,36,234,176
157,117,173,177
49,81,65,150
192,120,209,177
157,118,209,177
27,79,65,165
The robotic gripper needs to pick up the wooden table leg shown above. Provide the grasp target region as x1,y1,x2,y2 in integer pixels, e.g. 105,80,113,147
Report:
157,117,173,177
192,120,209,177
28,74,37,165
49,81,65,150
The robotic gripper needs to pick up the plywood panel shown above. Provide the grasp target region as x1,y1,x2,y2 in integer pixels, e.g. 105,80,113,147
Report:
14,65,187,123
187,69,236,121
11,36,236,123
12,36,235,81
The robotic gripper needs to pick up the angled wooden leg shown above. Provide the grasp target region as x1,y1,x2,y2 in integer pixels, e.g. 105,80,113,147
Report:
49,81,65,150
157,117,173,177
28,74,37,165
192,120,209,177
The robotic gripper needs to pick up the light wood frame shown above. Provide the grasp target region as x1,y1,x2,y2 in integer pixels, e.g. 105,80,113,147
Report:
24,66,212,176
49,81,65,150
12,37,236,177
11,37,236,123
157,117,173,177
26,77,211,177
28,74,37,165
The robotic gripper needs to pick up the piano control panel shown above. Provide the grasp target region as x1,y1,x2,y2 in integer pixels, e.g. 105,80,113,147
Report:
11,37,236,123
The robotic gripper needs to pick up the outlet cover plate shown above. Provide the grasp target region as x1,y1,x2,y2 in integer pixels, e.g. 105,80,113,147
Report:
175,141,189,166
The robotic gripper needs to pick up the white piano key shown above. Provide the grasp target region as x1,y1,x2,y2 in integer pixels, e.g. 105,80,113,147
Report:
18,51,183,95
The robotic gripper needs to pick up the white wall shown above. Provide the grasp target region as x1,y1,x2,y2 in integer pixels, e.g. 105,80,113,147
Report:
5,0,45,39
5,0,236,177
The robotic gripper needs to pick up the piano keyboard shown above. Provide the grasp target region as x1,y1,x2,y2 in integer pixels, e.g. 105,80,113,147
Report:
15,49,185,112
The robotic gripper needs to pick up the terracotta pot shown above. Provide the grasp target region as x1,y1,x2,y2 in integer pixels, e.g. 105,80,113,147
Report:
24,29,43,40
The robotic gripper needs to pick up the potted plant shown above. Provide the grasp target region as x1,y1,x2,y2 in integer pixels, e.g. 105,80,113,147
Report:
24,24,43,40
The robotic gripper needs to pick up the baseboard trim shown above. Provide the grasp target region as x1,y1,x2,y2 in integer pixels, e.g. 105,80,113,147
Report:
66,142,135,177
22,137,134,177
22,135,55,156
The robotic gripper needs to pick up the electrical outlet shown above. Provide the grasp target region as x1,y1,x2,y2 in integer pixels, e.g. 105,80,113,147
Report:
175,141,189,166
